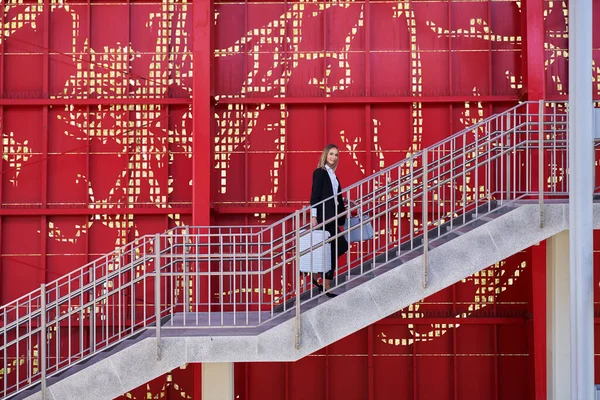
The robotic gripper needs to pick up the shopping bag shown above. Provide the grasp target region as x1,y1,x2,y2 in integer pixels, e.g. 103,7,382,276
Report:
299,230,332,273
343,214,374,242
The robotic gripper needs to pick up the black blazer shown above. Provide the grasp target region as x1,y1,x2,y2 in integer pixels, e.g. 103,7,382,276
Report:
310,167,346,226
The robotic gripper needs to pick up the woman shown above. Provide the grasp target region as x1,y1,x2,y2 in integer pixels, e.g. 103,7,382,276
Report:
310,144,349,297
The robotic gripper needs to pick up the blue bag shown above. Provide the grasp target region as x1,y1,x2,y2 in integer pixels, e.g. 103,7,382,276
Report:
343,214,374,242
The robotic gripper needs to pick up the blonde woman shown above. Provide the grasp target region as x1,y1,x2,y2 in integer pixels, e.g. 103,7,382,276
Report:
310,144,349,297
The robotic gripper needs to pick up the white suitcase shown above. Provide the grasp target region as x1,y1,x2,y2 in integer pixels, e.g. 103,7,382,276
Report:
299,230,332,274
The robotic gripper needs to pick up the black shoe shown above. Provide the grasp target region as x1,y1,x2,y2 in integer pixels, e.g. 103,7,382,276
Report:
325,292,338,298
312,279,323,292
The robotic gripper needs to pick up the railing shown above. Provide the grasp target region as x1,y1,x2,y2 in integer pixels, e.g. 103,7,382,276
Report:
0,100,582,399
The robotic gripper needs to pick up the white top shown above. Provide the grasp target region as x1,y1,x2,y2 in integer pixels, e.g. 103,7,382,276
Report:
311,165,338,218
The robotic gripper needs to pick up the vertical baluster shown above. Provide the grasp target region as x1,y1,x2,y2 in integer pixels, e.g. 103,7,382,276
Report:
246,230,250,323
15,299,19,391
220,231,225,326
539,100,545,227
40,284,47,400
270,226,274,320
154,234,161,360
410,158,414,249
475,125,479,217
294,212,301,350
423,149,429,289
3,301,7,397
233,233,237,326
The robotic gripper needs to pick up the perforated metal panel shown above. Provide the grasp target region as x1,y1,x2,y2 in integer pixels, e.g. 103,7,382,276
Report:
1,0,600,399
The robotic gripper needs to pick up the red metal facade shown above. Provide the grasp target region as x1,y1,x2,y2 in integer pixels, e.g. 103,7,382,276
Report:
0,0,599,399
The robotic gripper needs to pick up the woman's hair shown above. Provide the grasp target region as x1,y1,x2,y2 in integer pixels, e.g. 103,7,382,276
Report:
317,144,339,170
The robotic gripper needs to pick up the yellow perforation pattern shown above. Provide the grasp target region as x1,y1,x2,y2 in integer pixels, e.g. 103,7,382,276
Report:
378,260,528,347
2,131,33,186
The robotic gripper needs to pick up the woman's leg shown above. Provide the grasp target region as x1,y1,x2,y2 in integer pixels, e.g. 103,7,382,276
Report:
337,235,349,258
311,273,323,291
324,223,337,289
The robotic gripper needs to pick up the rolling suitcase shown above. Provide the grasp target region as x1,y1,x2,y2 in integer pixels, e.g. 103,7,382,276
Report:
299,229,332,274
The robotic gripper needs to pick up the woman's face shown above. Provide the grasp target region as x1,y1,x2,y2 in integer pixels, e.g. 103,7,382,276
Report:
326,148,339,167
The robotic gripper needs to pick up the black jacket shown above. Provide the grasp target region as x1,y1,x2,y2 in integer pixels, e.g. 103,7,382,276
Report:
310,167,346,226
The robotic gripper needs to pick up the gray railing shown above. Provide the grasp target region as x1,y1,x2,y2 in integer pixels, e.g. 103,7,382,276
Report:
0,101,580,399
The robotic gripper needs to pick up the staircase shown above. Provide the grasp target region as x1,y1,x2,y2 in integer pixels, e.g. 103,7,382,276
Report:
0,101,592,400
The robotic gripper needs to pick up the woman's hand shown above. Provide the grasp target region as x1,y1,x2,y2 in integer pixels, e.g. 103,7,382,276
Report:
311,217,318,227
344,198,358,208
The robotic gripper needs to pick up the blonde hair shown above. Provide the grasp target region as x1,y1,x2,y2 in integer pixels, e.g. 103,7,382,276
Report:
317,144,339,170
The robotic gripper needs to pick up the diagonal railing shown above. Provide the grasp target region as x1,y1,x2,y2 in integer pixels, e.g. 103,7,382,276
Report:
0,100,585,399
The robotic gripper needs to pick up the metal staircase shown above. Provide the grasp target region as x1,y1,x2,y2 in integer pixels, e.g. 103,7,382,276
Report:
0,101,588,400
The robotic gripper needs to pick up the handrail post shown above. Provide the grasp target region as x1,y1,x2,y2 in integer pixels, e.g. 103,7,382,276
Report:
154,234,161,360
538,99,545,228
422,149,429,289
294,211,301,350
184,233,190,315
40,284,47,400
507,135,511,201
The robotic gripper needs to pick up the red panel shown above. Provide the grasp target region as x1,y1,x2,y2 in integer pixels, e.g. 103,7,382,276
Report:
451,52,491,96
543,2,568,98
90,6,129,49
369,4,410,51
288,356,327,400
456,357,495,399
498,324,530,355
329,327,369,354
498,356,531,400
4,56,44,94
2,107,43,204
421,52,451,96
417,356,454,400
287,106,325,152
369,52,411,96
492,51,523,96
246,363,286,399
415,323,454,355
47,155,88,205
0,0,587,399
329,356,369,400
1,257,42,303
373,356,414,400
456,325,495,355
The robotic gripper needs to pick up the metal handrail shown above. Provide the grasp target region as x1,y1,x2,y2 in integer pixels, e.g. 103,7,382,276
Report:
0,101,580,399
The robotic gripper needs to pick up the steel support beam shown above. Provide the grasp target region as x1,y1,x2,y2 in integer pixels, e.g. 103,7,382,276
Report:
192,0,212,226
0,98,191,106
0,207,192,216
215,95,519,105
568,0,595,397
193,363,203,399
522,0,546,100
522,0,547,391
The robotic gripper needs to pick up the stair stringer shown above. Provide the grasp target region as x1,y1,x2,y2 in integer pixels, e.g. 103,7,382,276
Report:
27,203,578,400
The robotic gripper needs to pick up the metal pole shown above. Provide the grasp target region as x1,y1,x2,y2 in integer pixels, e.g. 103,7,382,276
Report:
422,149,428,289
40,284,47,400
507,136,511,201
154,234,162,360
184,243,190,316
568,0,595,396
539,99,545,228
294,212,301,350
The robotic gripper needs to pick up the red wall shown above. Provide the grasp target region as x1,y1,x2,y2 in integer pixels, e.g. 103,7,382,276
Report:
1,0,599,399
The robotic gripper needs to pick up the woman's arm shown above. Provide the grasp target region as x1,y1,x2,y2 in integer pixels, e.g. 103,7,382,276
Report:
336,181,346,226
310,168,325,207
310,169,325,227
